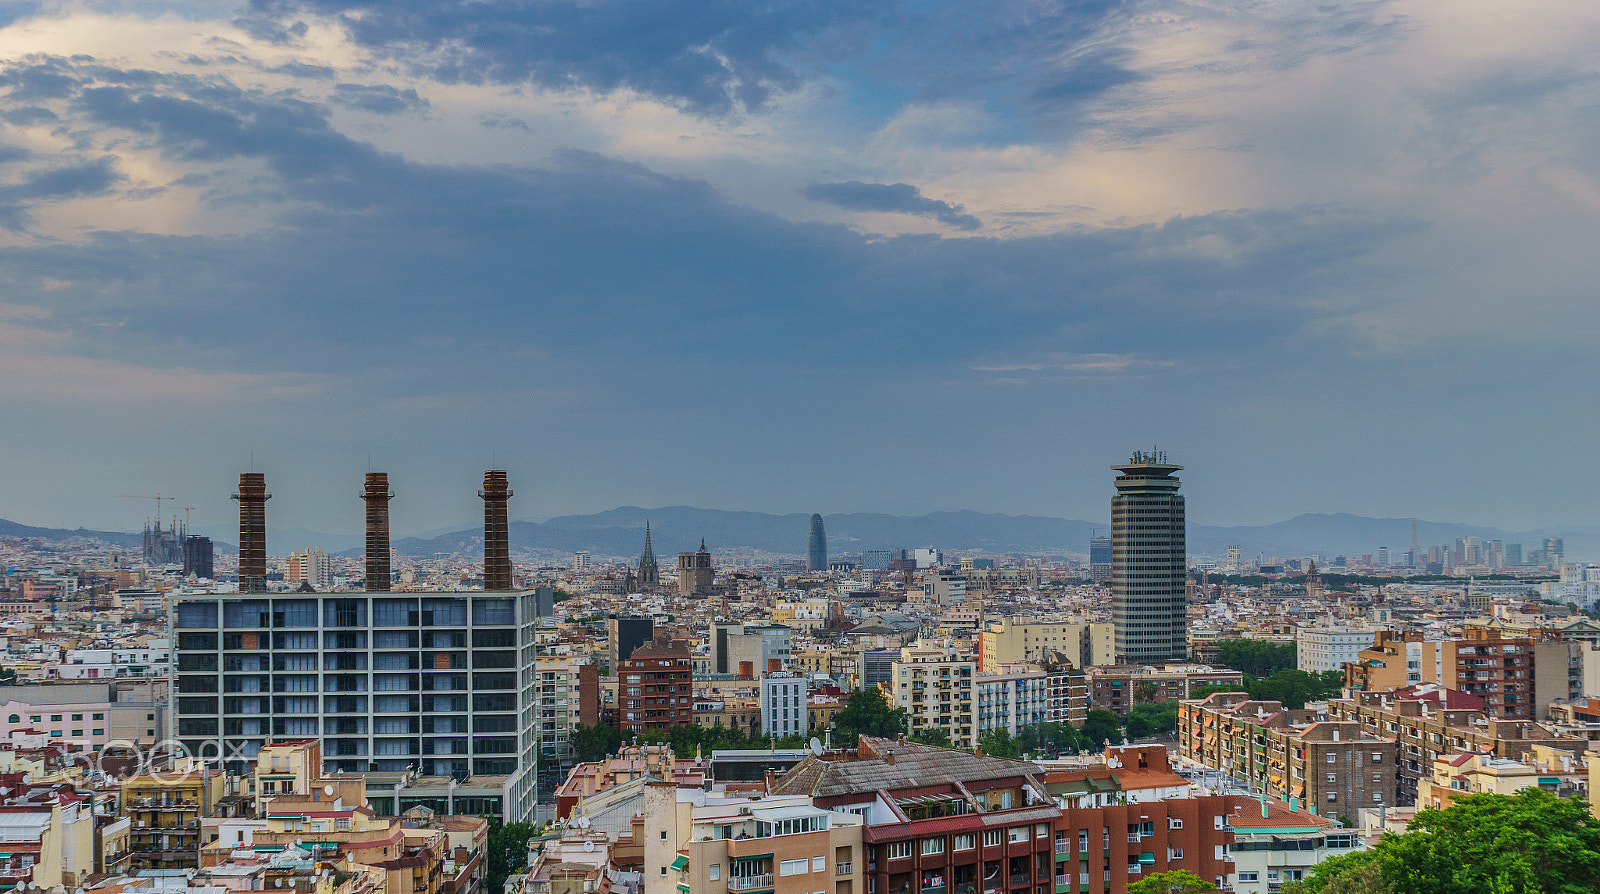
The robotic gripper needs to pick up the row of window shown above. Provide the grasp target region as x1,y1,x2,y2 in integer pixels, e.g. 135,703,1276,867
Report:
883,825,1050,858
175,597,518,628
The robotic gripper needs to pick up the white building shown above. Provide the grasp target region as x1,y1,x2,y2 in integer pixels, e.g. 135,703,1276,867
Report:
922,573,966,605
1296,625,1382,673
892,642,975,747
912,547,942,568
1543,564,1600,608
572,551,592,571
285,547,332,590
760,674,807,740
974,669,1060,737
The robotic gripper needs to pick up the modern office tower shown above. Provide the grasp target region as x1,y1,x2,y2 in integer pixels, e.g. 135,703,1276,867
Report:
1111,451,1187,663
183,535,214,579
287,547,333,590
607,616,654,671
806,513,827,571
1089,535,1112,582
1225,543,1242,572
637,522,660,588
1545,538,1565,571
480,470,513,590
677,539,713,598
1377,546,1390,568
760,673,806,739
571,551,591,572
232,472,269,594
1506,543,1523,566
170,589,540,820
861,548,902,571
361,473,393,591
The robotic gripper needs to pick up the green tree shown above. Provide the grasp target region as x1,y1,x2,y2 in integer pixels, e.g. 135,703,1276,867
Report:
487,821,537,893
1125,701,1179,739
832,687,908,746
1295,789,1600,894
1079,709,1122,747
909,727,952,747
1015,722,1084,757
1214,639,1297,676
976,728,1020,759
1126,869,1218,894
570,723,623,762
1133,680,1159,703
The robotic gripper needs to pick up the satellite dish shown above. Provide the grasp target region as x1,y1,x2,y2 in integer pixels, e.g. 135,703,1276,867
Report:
324,785,335,796
584,841,595,853
809,737,823,756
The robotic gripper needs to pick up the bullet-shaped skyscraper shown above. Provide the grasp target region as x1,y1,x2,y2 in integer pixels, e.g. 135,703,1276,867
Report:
1111,451,1187,663
807,513,827,571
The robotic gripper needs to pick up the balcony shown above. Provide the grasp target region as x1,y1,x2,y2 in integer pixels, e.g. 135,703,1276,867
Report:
1054,842,1068,855
729,875,774,892
837,864,853,876
1009,874,1031,888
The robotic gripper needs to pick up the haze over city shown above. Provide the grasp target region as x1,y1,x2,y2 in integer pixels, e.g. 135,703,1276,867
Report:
0,1,1596,536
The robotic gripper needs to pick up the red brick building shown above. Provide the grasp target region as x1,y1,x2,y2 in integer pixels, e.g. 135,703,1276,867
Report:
616,635,693,734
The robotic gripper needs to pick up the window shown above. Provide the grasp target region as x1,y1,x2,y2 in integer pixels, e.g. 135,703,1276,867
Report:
6,715,16,724
71,714,82,721
780,860,809,877
887,842,912,860
1327,774,1337,783
1373,793,1383,802
1168,848,1183,860
984,830,1002,847
51,715,62,722
709,865,720,881
1372,752,1383,764
1238,873,1259,883
93,713,102,720
1007,827,1027,843
660,831,668,840
954,834,976,851
92,729,103,736
921,839,944,855
813,857,826,872
1327,792,1337,802
1327,753,1337,763
1168,818,1183,830
1036,824,1049,839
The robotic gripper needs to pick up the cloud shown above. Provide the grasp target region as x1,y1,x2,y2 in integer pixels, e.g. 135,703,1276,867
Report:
0,156,124,229
0,106,58,126
330,82,429,115
803,180,981,230
250,0,893,115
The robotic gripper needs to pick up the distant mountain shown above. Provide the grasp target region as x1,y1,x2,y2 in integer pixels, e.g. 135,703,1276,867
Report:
0,518,142,548
5,508,1595,562
385,507,1598,562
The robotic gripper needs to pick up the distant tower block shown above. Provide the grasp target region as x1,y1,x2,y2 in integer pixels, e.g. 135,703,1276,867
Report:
638,522,660,588
362,472,394,592
480,470,513,591
232,472,270,594
807,514,828,572
1111,450,1187,663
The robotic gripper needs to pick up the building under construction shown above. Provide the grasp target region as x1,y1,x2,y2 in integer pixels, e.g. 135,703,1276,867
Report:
141,517,185,566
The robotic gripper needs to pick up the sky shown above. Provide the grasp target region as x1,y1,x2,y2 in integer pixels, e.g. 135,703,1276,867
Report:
0,0,1595,538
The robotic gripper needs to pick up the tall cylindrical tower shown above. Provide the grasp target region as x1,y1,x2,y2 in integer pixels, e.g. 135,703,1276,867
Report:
1111,452,1186,663
362,472,393,592
480,470,513,590
233,472,270,594
807,513,828,571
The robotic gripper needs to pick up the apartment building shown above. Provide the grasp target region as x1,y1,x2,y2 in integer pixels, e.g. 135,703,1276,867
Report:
663,788,864,894
891,645,976,748
534,650,602,780
0,680,165,751
1413,749,1587,811
169,591,540,821
1345,629,1568,720
770,738,1060,894
618,635,694,735
1179,693,1396,817
1088,665,1244,715
1324,687,1580,805
123,759,227,869
762,674,808,739
974,665,1088,737
978,620,1113,672
1295,626,1381,674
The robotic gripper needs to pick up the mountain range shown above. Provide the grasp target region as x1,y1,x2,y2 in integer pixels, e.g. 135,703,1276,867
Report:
4,509,1594,562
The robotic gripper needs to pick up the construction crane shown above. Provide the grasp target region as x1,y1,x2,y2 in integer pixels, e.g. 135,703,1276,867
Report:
178,506,199,533
119,493,173,524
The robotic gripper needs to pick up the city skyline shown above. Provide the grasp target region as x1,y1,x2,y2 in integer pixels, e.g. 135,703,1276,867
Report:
0,3,1596,535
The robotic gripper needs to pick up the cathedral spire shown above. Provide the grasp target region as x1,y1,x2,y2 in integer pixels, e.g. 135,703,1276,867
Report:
637,521,660,588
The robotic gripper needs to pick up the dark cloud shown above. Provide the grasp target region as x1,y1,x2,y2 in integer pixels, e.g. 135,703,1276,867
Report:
330,82,429,114
0,156,123,229
232,16,309,45
1,106,58,126
479,114,529,131
251,0,892,114
804,181,981,230
268,61,336,80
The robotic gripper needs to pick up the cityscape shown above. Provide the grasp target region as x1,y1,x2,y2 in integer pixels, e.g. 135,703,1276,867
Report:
1,3,1598,894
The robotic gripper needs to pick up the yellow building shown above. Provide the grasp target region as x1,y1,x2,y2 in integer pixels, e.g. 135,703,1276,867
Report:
122,758,227,869
977,618,1113,672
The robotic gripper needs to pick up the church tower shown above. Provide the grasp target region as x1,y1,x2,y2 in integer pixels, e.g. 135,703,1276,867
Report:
638,521,660,588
